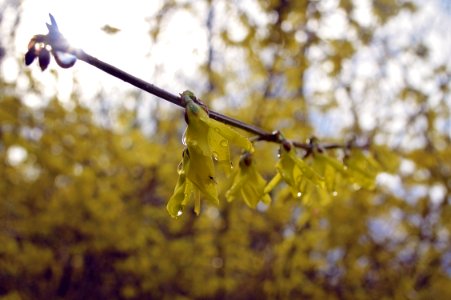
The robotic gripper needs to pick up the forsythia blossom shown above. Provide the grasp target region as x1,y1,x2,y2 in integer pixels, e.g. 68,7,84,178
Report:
265,143,325,197
167,91,253,217
226,152,271,208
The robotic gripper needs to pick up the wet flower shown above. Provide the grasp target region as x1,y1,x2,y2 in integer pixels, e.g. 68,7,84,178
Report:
167,91,254,216
226,152,270,208
265,143,325,197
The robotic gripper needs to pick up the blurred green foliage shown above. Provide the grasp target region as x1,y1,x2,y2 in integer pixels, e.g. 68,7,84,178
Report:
1,0,451,299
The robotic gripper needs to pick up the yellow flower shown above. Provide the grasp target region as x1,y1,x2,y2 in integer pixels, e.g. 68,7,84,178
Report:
185,145,219,205
311,153,347,193
167,91,254,217
166,149,208,218
265,143,325,197
226,152,271,208
166,150,194,218
182,91,253,161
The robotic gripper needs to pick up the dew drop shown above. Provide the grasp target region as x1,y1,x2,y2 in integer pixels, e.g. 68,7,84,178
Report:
296,192,302,198
181,128,187,146
332,191,338,197
277,153,281,158
177,210,183,217
220,139,228,147
212,151,219,161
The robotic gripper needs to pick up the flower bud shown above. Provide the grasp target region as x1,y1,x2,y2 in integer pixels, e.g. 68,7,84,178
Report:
24,48,37,66
38,49,51,71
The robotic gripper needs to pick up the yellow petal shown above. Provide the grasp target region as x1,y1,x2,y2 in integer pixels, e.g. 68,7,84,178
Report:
227,153,270,207
288,150,325,188
206,118,254,153
185,146,219,205
207,124,230,163
275,146,325,197
313,154,347,193
264,172,282,194
373,145,400,173
225,170,247,203
277,149,300,188
185,101,211,157
345,150,381,189
241,166,268,208
194,190,201,215
167,172,191,218
167,151,194,217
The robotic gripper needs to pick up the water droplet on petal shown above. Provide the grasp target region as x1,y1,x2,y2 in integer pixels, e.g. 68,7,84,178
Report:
332,191,338,197
220,139,228,147
296,192,302,198
177,210,183,217
212,151,219,161
181,128,187,146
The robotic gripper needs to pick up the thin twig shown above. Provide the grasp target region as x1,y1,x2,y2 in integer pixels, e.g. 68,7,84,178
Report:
27,15,368,154
69,48,272,137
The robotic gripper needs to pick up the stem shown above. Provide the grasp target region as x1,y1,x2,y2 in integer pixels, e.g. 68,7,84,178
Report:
76,49,182,106
47,45,367,153
70,48,271,137
27,14,371,154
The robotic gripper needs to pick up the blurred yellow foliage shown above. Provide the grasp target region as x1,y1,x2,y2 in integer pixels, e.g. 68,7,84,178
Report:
1,0,451,299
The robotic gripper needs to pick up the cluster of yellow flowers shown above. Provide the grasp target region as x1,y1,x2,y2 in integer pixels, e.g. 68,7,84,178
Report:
167,91,381,217
167,91,265,217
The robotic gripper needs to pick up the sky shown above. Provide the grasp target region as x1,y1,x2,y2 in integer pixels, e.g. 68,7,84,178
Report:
2,0,451,125
3,0,211,109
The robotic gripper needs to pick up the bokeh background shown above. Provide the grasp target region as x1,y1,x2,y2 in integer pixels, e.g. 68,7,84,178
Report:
1,0,451,299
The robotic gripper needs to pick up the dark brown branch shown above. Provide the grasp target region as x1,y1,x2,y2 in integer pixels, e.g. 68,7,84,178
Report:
64,48,270,137
27,15,368,154
50,46,367,153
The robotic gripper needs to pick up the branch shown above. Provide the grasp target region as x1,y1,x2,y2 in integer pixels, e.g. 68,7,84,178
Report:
25,14,368,154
